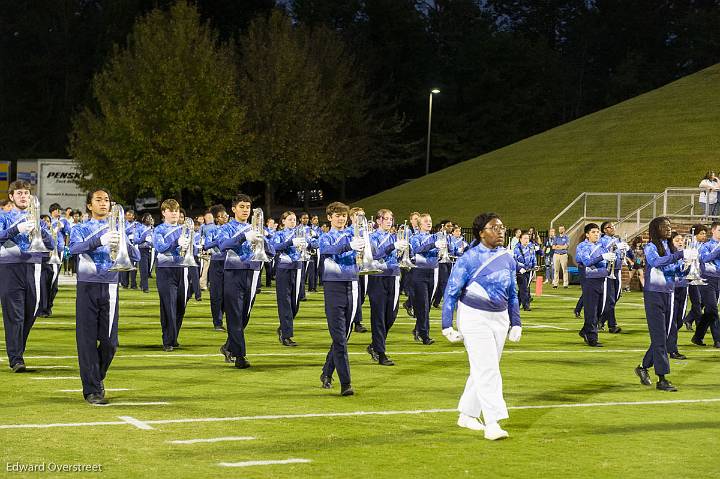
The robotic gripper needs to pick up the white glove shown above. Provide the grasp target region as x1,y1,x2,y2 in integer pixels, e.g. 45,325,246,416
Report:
434,239,447,250
100,231,120,247
350,238,365,252
442,327,464,343
602,252,616,262
519,268,527,274
243,230,258,243
617,241,630,252
17,222,35,235
177,236,190,249
683,248,699,262
145,235,152,243
292,238,307,248
393,239,409,251
127,234,134,241
508,326,522,342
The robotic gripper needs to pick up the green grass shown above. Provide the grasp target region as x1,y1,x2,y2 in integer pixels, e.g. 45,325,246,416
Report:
1,279,720,478
360,63,720,227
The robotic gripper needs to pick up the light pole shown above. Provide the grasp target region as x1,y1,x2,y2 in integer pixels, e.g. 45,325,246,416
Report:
425,89,440,176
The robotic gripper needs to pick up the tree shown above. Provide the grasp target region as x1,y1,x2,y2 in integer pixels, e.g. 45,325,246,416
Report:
69,1,248,205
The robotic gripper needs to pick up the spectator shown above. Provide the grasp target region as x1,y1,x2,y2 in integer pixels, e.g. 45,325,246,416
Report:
699,170,720,216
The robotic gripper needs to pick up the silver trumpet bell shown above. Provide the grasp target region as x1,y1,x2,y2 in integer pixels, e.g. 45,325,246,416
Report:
684,228,706,286
27,195,50,253
48,224,62,265
397,221,415,270
606,241,617,280
436,229,452,264
250,208,270,262
295,226,311,262
179,218,198,267
108,203,136,272
354,214,381,275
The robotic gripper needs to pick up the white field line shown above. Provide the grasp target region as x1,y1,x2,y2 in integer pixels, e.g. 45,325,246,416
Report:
2,398,720,430
30,366,71,369
219,459,311,467
93,402,169,407
57,388,131,393
29,376,79,380
169,436,255,444
118,416,154,430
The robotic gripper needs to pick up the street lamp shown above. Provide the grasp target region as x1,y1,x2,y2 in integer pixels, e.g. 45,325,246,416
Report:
425,89,440,176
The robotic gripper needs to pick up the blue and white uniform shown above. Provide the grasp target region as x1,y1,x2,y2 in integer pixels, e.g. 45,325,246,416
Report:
133,222,154,292
575,239,612,345
513,242,536,310
442,243,520,426
409,231,441,342
449,235,469,258
70,218,140,398
693,238,720,344
0,208,54,368
598,234,623,330
271,227,305,341
203,222,226,329
368,228,401,357
120,220,139,289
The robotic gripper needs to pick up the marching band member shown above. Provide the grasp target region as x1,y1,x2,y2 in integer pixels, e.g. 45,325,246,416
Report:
683,224,707,330
297,212,311,301
319,201,364,396
575,223,615,347
513,232,536,311
347,207,369,333
691,221,720,347
634,217,693,391
401,212,421,318
133,213,155,293
0,180,55,372
69,189,140,404
367,208,408,366
271,211,308,347
409,213,444,344
442,212,521,440
152,199,194,351
666,232,688,360
449,225,468,258
264,217,277,288
598,222,628,333
37,203,68,317
203,204,229,331
306,215,321,293
120,209,139,289
179,210,202,302
217,194,275,369
432,220,454,308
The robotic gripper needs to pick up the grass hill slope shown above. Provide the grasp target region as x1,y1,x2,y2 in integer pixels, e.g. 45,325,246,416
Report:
358,63,720,228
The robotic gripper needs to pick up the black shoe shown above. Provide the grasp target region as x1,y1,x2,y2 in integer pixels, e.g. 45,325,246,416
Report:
691,337,706,346
608,326,622,334
684,322,693,331
422,337,435,345
635,366,652,385
214,325,226,332
131,286,138,290
219,344,233,363
432,303,440,309
366,344,379,361
11,362,26,373
354,324,367,333
579,331,589,345
523,307,532,311
172,341,180,348
195,297,202,302
276,327,283,344
234,356,251,369
320,374,333,389
341,384,355,396
412,329,420,342
143,289,150,293
100,381,105,397
378,353,395,366
574,310,581,318
715,342,720,349
587,339,603,347
669,352,687,360
282,338,298,347
299,297,307,302
163,345,174,352
404,302,415,318
85,393,108,405
564,285,569,289
552,285,558,289
656,378,677,392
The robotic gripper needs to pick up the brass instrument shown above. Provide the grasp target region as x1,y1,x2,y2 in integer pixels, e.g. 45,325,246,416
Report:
295,226,310,262
354,213,381,275
436,229,452,264
26,195,50,253
397,221,415,270
198,236,212,261
108,203,136,272
606,240,617,280
179,218,198,267
250,208,270,262
683,228,706,285
48,221,62,265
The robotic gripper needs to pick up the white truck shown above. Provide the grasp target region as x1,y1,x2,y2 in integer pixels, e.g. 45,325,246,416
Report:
16,159,88,213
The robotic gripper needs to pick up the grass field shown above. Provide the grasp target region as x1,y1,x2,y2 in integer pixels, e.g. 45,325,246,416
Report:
1,277,720,478
360,63,720,227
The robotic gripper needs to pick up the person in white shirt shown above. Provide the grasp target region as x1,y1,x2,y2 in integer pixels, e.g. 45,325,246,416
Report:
699,170,720,217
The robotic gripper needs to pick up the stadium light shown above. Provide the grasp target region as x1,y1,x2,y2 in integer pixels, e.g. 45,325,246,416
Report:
426,89,440,176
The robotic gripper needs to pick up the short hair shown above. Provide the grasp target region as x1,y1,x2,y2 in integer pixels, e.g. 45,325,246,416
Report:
584,223,599,234
209,204,226,218
520,231,530,238
326,201,349,216
410,211,420,217
141,213,153,223
691,223,707,235
349,207,364,216
8,180,31,196
419,213,431,220
85,189,112,212
161,199,180,212
471,213,500,243
125,209,135,216
179,208,186,216
48,203,61,213
232,193,252,207
65,207,73,212
600,221,614,232
299,211,309,218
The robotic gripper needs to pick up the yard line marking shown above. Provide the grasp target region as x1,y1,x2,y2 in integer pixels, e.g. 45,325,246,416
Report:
118,416,154,430
218,458,311,467
29,376,79,380
57,389,131,393
31,366,71,369
169,436,255,444
93,402,170,407
3,398,720,430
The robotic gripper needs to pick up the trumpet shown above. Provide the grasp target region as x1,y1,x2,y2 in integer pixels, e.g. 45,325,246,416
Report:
108,203,136,272
606,240,617,280
397,221,415,270
250,208,270,262
197,236,212,261
354,213,381,275
26,195,50,253
48,222,62,265
179,218,198,267
295,226,311,262
436,229,452,264
683,228,706,285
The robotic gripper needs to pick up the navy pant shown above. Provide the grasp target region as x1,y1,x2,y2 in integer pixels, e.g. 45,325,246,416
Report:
138,248,151,291
209,260,225,328
120,268,137,289
156,267,188,347
410,268,437,340
353,276,368,326
599,276,619,328
433,263,451,307
265,259,275,288
322,281,357,385
224,268,260,358
308,255,319,291
188,263,201,301
76,282,119,397
0,263,41,366
517,271,531,309
39,260,60,315
693,277,720,344
368,275,400,353
298,262,307,300
276,267,302,339
667,286,687,354
683,284,702,325
642,290,673,375
581,278,605,342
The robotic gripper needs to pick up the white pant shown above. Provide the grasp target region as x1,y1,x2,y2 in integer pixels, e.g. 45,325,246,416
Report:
457,303,510,424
